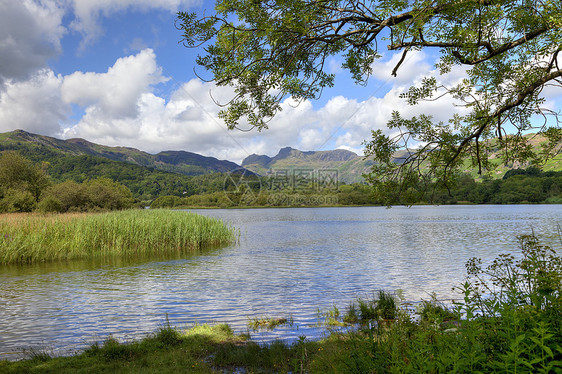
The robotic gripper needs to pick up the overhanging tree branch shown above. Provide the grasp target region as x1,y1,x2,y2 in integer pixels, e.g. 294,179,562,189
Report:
178,0,562,205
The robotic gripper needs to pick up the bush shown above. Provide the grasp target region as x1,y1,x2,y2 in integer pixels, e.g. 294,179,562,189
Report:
85,178,135,210
151,195,184,208
460,235,562,317
374,290,398,320
418,295,457,324
39,178,135,212
37,196,63,213
0,189,36,212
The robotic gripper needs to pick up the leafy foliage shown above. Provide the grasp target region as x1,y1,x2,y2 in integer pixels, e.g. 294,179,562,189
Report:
0,151,50,212
0,130,240,202
38,178,136,213
179,0,562,204
0,151,138,212
461,235,562,318
315,235,562,373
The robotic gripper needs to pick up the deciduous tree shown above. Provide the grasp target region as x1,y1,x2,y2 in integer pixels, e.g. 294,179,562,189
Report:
0,151,50,208
178,0,562,203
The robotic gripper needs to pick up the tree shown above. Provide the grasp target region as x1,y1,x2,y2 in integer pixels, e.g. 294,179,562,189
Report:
38,178,136,213
0,151,50,210
178,0,562,204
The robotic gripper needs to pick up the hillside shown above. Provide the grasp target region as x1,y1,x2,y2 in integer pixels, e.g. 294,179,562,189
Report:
1,130,560,201
241,147,419,184
0,130,241,176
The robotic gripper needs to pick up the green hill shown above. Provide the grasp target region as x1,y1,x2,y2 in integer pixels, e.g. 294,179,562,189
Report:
0,130,241,176
0,130,240,201
1,130,560,203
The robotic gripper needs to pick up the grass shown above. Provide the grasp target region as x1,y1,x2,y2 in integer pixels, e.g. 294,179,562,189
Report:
248,316,293,330
0,209,237,264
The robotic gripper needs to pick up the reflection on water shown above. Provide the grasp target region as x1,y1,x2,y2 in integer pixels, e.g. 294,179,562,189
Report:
1,205,560,359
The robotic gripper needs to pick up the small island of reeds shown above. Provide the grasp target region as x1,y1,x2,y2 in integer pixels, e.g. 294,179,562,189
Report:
0,209,236,264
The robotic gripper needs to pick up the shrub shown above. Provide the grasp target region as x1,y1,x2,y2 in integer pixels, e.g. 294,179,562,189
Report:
459,234,562,318
0,151,50,203
0,189,36,212
418,295,457,324
39,178,135,212
374,290,398,320
151,195,184,208
334,234,562,373
37,196,63,213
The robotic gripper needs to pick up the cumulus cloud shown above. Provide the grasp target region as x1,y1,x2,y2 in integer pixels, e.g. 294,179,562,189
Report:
0,69,67,135
61,49,168,119
0,0,201,81
69,0,199,47
371,50,432,84
0,0,469,166
0,0,470,165
0,0,65,84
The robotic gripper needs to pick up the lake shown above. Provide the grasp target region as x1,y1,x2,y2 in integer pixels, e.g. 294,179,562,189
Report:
1,205,561,360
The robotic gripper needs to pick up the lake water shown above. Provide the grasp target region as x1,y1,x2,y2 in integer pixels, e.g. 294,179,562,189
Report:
1,205,561,359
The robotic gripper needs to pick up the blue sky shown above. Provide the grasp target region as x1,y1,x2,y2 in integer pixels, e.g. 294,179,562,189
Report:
2,1,555,164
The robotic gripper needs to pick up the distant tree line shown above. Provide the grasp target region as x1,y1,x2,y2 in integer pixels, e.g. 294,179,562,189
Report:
0,143,231,204
152,168,562,208
423,168,562,205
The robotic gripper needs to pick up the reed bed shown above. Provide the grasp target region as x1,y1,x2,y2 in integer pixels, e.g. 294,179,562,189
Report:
0,210,236,264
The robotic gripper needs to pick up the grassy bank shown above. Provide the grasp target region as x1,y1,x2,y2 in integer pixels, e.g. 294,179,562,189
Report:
2,234,561,373
0,210,236,264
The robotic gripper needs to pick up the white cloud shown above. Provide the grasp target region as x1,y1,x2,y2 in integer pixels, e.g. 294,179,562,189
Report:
69,0,200,47
63,74,251,159
0,0,66,83
0,0,203,82
0,33,468,167
0,0,469,165
61,49,168,119
0,69,67,135
371,50,432,84
327,57,342,74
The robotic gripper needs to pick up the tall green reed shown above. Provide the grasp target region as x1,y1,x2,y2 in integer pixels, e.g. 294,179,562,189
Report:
0,209,236,264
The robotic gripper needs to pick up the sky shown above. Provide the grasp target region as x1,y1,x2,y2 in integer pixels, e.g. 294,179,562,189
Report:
2,1,556,164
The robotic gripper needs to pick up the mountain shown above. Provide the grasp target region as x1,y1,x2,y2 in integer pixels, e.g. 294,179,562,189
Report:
243,134,562,184
0,130,241,176
242,147,375,183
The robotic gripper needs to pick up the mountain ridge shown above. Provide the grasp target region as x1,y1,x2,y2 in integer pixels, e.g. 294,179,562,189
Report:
242,146,373,183
0,129,241,176
2,129,561,187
